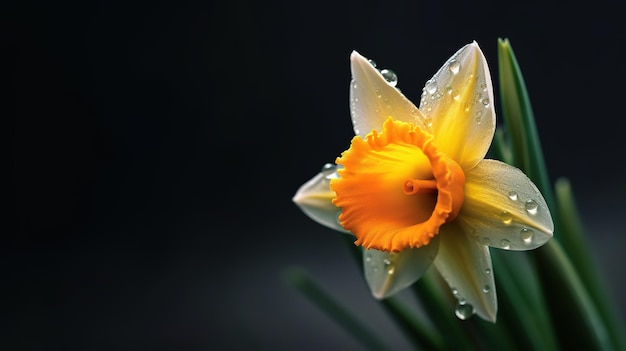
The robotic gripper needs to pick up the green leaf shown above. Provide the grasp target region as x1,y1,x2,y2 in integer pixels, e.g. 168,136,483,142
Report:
284,267,388,350
379,297,444,350
497,38,554,209
555,178,626,350
498,37,618,350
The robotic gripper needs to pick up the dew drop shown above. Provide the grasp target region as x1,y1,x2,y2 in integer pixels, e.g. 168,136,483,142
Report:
485,268,491,274
482,237,491,245
455,303,475,320
475,110,483,124
520,228,534,244
424,117,433,126
425,80,437,94
448,87,460,101
321,163,339,179
500,239,511,250
352,82,358,90
368,59,377,68
480,82,488,91
525,199,539,215
383,259,395,275
482,285,490,293
365,252,372,262
481,98,490,108
386,264,395,275
500,211,513,225
449,59,461,74
410,107,421,117
451,287,458,296
380,69,398,87
508,191,518,201
321,163,335,173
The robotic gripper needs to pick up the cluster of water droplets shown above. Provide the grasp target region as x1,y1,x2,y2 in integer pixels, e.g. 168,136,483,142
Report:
350,58,405,135
418,57,491,126
450,287,475,320
364,251,397,276
491,190,542,249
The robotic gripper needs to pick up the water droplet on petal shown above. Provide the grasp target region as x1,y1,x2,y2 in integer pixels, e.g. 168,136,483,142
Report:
368,59,377,68
482,285,490,293
475,110,483,124
383,258,396,275
451,287,458,295
485,268,491,274
425,80,437,94
520,228,534,244
380,69,398,87
449,59,460,74
321,163,340,179
525,199,539,215
480,82,488,91
386,264,395,275
500,211,513,225
508,191,518,201
455,303,475,320
321,163,335,173
424,117,432,126
482,237,491,245
481,98,490,108
500,239,511,250
365,252,372,262
447,87,460,101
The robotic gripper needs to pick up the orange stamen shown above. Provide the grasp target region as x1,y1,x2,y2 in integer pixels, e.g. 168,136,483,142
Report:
331,117,465,252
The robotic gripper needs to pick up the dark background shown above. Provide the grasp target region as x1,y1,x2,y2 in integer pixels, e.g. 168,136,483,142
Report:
7,0,625,349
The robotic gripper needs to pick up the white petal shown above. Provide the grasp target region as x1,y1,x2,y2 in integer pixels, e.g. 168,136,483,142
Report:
459,159,554,251
349,51,430,138
364,236,439,299
292,164,349,233
434,223,497,322
420,41,495,170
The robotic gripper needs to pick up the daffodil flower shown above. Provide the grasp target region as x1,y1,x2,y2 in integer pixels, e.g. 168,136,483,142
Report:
293,42,554,322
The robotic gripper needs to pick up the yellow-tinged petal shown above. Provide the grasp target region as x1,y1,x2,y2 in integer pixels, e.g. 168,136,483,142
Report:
434,222,497,322
363,237,439,299
292,164,349,233
331,118,465,252
421,42,495,170
457,159,554,250
349,51,431,137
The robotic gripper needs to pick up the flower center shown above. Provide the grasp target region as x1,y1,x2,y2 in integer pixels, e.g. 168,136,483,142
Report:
331,117,465,252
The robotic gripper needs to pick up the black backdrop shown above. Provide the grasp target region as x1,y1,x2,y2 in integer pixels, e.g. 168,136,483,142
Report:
7,0,626,349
